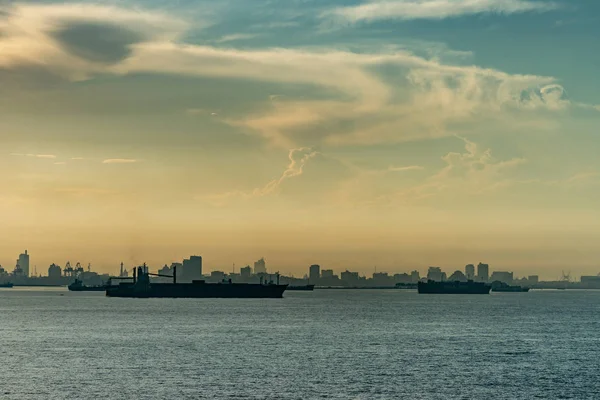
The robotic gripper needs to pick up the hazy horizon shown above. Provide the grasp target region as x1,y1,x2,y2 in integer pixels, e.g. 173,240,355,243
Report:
2,0,599,280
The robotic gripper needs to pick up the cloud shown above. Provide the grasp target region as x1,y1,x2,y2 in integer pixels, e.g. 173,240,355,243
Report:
325,0,559,23
0,3,581,147
10,153,57,159
387,165,424,172
200,147,318,205
102,159,138,164
214,33,260,43
70,157,85,160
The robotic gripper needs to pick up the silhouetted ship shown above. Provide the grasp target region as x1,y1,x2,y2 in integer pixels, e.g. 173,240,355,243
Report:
491,281,530,292
0,282,14,288
287,284,315,291
68,279,107,291
106,265,287,298
418,280,491,294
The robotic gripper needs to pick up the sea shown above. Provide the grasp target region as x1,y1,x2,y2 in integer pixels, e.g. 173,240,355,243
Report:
1,288,599,399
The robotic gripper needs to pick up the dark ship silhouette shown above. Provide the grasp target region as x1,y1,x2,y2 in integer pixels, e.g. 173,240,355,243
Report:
106,265,288,298
286,284,315,291
68,278,108,291
418,279,491,294
491,281,530,292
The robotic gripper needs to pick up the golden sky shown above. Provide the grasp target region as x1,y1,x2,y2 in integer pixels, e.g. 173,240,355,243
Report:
1,1,600,279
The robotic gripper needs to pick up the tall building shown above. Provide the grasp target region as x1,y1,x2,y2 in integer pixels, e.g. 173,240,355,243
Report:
240,266,252,279
427,266,443,282
465,264,475,280
182,256,202,282
309,264,320,283
490,271,513,284
410,270,420,283
254,258,267,274
477,263,489,282
18,250,29,277
528,275,539,285
48,263,62,279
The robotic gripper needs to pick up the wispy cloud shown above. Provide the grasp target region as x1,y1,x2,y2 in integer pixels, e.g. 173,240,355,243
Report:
200,148,317,205
10,153,57,159
102,159,138,164
70,157,85,160
214,33,260,43
324,0,559,23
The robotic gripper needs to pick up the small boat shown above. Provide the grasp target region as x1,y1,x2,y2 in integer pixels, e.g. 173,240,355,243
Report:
491,281,530,292
68,278,108,292
287,284,315,291
0,282,14,288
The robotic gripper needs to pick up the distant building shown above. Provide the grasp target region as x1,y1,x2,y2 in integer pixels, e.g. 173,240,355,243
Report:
581,275,600,288
158,264,171,276
465,264,475,280
48,263,62,279
490,271,514,284
527,275,539,285
211,271,226,281
410,270,420,283
321,269,334,279
182,256,202,282
254,258,267,274
18,250,29,277
393,273,411,284
309,264,320,283
341,270,359,284
240,266,252,279
448,270,468,282
477,263,489,282
427,267,443,282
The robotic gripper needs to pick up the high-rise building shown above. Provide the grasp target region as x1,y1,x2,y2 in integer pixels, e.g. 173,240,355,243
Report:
528,275,539,285
309,264,320,283
465,264,475,280
18,250,29,277
254,258,267,274
410,270,420,283
182,256,202,282
427,266,443,282
240,266,252,279
477,263,489,282
48,263,61,279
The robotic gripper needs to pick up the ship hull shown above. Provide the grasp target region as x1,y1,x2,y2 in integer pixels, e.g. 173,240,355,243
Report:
418,281,491,294
0,283,14,288
287,284,315,291
106,282,288,298
492,287,530,292
68,286,107,292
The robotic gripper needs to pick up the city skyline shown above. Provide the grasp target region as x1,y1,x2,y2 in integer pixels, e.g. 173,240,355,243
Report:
2,0,600,277
0,248,593,281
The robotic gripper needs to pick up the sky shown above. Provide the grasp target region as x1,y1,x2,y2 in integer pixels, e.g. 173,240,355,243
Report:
1,0,599,279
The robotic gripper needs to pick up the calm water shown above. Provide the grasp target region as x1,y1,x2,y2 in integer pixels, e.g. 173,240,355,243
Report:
1,288,599,399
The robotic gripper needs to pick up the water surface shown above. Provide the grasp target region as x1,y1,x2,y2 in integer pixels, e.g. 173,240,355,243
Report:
1,288,599,399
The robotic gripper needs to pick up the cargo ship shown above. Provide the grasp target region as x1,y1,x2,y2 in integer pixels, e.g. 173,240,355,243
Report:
418,280,491,294
68,278,108,292
106,265,287,298
287,284,315,291
491,281,530,292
